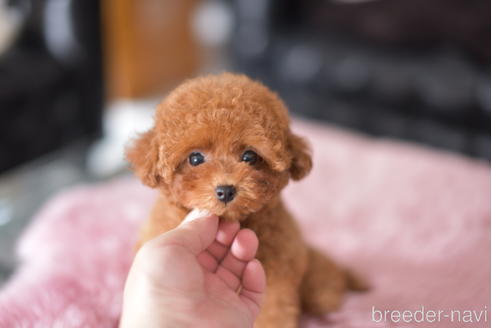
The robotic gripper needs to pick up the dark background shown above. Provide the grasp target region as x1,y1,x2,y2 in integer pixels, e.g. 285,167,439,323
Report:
0,0,490,175
0,0,490,176
0,0,103,173
231,0,490,159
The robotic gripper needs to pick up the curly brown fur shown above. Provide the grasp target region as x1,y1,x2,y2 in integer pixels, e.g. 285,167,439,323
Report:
127,73,360,327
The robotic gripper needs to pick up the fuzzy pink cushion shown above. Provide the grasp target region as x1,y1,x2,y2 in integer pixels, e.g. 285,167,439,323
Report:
0,120,489,327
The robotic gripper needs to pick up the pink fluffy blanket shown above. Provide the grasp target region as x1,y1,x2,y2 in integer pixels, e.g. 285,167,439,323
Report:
0,120,489,327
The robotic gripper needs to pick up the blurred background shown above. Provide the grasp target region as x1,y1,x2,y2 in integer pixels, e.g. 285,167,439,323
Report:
0,0,490,283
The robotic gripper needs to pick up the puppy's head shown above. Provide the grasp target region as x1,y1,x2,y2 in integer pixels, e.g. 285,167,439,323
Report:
127,73,312,221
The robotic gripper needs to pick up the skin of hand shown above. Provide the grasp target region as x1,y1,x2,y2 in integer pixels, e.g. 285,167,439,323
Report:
120,209,267,328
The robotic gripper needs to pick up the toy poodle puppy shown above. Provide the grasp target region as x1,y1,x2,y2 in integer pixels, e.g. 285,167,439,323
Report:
127,73,362,327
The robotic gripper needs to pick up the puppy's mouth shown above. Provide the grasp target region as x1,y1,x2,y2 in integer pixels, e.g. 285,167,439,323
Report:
207,199,253,222
211,203,242,221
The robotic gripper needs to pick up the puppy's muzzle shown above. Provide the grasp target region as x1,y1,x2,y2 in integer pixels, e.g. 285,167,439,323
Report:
215,185,236,204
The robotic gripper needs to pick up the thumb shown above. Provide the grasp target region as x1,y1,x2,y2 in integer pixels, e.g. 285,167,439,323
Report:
153,209,219,255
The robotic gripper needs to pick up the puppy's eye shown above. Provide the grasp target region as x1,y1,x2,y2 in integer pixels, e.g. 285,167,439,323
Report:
241,150,259,165
189,152,205,166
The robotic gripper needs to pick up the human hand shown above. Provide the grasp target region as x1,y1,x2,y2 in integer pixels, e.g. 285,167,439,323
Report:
120,209,266,328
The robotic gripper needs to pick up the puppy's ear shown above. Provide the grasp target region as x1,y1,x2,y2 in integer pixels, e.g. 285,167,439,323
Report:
126,129,161,188
288,133,312,180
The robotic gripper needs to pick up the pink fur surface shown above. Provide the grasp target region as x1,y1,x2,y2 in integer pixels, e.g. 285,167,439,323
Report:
0,119,489,327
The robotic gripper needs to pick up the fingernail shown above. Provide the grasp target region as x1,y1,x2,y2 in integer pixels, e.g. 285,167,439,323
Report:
183,208,211,223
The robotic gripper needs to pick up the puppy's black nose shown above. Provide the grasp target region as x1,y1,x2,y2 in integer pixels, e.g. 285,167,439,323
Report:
215,185,236,204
